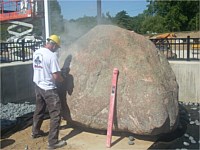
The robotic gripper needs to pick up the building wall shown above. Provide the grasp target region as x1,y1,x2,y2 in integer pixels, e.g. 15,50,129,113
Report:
0,62,35,103
0,61,199,103
169,61,200,103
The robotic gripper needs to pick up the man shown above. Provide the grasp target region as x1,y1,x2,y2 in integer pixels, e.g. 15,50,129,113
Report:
32,35,66,149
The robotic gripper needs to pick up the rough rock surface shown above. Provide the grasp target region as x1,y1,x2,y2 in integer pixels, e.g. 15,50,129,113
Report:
59,25,179,136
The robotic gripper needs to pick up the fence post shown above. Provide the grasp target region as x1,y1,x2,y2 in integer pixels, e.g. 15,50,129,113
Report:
187,36,190,61
22,39,25,62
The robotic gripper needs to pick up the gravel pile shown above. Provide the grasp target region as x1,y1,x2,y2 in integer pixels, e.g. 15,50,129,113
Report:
0,102,36,129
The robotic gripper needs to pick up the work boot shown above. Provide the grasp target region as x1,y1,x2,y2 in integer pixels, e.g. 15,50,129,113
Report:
48,140,67,149
31,130,47,139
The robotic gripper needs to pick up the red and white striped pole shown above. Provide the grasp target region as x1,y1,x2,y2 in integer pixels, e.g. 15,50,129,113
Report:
106,68,119,148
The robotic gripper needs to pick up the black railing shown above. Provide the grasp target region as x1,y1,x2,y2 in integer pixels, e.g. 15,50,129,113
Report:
1,37,200,63
150,36,200,61
0,40,44,63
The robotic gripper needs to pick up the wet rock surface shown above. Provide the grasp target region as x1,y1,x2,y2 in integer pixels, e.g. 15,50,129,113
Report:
59,25,179,136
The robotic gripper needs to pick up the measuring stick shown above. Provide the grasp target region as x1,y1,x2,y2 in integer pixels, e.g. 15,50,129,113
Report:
106,68,119,148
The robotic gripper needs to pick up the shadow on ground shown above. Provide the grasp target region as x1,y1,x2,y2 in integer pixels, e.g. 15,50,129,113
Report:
148,102,199,149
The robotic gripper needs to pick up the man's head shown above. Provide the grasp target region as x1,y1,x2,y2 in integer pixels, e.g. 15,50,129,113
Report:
46,35,61,52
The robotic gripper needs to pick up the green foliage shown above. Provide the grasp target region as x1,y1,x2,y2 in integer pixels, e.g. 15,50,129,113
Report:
164,5,188,31
141,15,167,33
0,23,10,41
75,16,97,28
66,0,199,34
113,11,133,30
49,0,64,35
131,13,148,33
145,0,199,32
32,19,43,36
188,12,200,31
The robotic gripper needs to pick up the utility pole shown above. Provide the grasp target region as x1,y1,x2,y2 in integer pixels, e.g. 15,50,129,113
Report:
44,0,50,39
97,0,101,24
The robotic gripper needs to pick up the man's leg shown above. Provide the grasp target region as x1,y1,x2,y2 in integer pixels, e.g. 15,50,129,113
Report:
32,86,46,135
44,89,61,146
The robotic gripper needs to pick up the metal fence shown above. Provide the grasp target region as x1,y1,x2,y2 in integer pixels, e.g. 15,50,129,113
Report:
150,36,200,61
0,40,44,63
1,36,200,63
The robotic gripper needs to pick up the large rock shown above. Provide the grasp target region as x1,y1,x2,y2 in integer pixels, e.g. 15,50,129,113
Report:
59,25,179,136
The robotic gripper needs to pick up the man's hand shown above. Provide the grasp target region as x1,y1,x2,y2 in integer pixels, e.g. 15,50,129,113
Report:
53,72,64,82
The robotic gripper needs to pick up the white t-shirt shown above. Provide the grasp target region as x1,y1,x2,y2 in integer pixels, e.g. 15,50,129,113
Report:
33,47,61,90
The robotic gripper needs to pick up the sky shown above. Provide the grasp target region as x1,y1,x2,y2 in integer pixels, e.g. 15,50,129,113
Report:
57,0,149,20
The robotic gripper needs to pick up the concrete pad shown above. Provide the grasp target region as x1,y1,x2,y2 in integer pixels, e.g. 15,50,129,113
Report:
1,119,155,150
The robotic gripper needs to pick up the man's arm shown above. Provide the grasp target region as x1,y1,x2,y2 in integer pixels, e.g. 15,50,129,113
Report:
52,72,64,82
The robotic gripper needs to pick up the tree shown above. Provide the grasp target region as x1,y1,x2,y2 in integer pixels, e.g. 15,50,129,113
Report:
164,5,187,31
49,0,64,35
61,0,199,36
188,12,200,31
113,11,133,30
131,13,146,33
141,15,167,33
0,23,10,41
145,0,199,32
